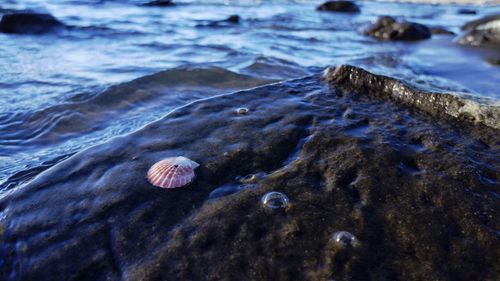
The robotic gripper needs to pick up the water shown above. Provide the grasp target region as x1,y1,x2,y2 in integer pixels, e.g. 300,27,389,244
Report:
0,0,499,188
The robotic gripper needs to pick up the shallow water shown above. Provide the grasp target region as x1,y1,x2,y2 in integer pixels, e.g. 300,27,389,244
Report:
0,0,499,187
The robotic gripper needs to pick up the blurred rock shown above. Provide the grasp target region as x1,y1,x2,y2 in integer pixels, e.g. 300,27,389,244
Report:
0,12,63,34
364,16,431,41
197,15,241,28
458,14,500,48
316,1,360,13
141,0,176,7
430,27,455,35
458,8,477,15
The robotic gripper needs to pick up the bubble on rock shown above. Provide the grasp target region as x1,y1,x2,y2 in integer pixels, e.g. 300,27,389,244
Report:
236,107,249,115
261,191,289,210
331,231,359,247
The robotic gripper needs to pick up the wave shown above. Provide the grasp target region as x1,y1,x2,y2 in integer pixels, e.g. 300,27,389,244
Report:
0,66,275,151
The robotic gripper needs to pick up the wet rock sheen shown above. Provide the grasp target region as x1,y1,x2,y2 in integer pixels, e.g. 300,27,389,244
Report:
0,65,498,281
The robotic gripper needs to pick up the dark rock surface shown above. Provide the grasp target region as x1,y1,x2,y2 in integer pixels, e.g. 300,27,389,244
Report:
0,65,498,281
199,15,241,28
487,58,500,65
458,14,500,48
364,16,432,41
430,27,455,35
225,15,240,24
458,8,477,15
141,0,176,7
0,12,63,34
316,1,360,13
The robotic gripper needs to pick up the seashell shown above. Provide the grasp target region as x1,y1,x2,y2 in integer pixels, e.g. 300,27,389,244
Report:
147,156,199,189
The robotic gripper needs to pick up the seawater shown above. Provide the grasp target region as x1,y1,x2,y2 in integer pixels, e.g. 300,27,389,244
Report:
0,0,499,189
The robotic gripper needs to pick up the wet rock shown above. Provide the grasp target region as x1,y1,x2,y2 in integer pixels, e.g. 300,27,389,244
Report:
201,15,241,28
141,0,175,7
461,14,500,31
0,65,498,281
430,27,455,35
316,1,360,13
0,12,63,34
364,16,431,41
225,15,240,24
458,8,477,15
458,14,500,48
487,58,500,65
322,65,499,129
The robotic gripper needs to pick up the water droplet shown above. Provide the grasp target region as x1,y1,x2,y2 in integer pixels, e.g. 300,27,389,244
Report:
261,191,289,209
331,231,358,247
236,107,249,115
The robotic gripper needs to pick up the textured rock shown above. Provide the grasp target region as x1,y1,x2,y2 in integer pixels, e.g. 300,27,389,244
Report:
0,12,63,34
0,65,498,281
458,14,500,48
316,1,360,13
364,16,431,41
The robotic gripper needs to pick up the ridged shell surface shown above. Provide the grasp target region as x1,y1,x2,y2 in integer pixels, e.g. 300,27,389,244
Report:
147,156,199,189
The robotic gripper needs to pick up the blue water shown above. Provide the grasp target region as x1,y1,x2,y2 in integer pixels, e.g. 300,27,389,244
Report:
0,0,499,187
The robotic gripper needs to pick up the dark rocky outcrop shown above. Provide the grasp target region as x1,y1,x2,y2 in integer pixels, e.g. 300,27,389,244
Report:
141,0,176,7
364,16,432,41
458,14,500,48
0,12,63,34
0,65,498,281
316,1,360,13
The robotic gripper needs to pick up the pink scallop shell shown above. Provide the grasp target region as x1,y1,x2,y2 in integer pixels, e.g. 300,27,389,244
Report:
147,156,199,189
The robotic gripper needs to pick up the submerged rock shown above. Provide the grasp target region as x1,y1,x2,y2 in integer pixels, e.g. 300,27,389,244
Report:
0,12,63,34
316,1,360,13
458,14,500,48
0,65,498,281
430,26,455,35
364,16,431,41
141,0,175,7
200,15,241,28
457,8,477,15
487,58,500,65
